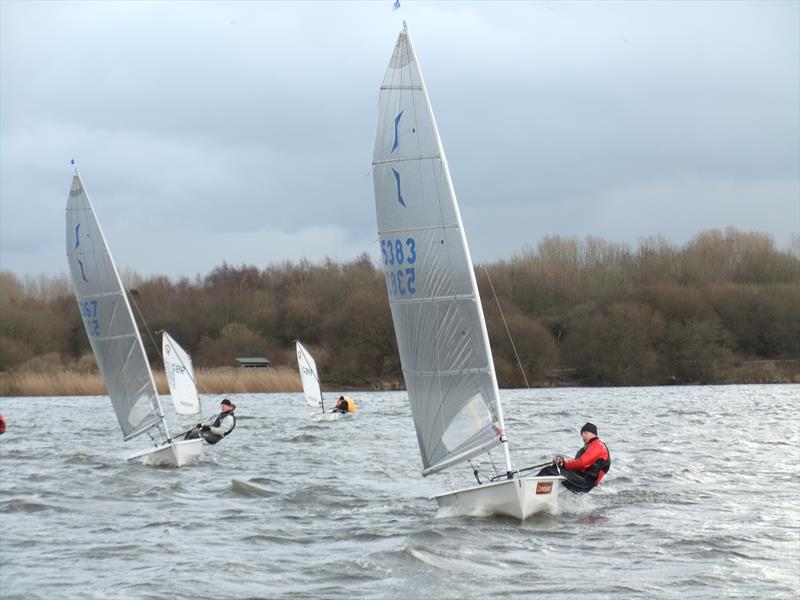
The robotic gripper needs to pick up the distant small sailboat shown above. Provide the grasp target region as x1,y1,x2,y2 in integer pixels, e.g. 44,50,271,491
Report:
296,341,357,417
296,341,324,413
162,331,202,419
65,171,202,467
371,25,563,519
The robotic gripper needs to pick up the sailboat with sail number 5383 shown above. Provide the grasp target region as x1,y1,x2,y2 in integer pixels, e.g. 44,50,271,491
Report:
371,24,564,519
65,170,202,467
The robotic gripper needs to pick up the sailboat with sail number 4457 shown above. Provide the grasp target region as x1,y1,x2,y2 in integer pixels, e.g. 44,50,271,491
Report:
371,24,564,519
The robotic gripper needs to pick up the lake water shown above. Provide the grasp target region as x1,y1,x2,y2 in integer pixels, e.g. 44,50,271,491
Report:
1,385,798,599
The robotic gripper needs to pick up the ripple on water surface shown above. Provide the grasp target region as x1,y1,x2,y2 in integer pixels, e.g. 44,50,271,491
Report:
0,386,798,600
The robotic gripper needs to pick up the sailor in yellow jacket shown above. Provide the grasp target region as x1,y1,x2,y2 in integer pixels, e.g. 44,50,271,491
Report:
331,395,357,414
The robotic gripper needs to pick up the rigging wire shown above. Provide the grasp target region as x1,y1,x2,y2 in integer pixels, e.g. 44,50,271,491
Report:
487,449,499,477
127,288,161,357
482,265,530,389
146,427,161,447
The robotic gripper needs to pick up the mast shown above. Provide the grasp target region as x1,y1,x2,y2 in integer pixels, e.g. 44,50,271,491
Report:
402,29,514,478
372,26,513,477
99,184,170,440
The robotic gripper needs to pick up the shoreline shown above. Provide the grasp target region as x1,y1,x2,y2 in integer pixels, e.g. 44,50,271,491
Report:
1,361,796,397
0,367,304,398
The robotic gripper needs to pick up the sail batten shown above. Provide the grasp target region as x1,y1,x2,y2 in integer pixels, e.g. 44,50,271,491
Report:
388,293,478,305
372,154,441,166
378,224,459,236
92,332,139,343
77,290,122,299
372,28,507,476
401,367,492,377
65,172,165,441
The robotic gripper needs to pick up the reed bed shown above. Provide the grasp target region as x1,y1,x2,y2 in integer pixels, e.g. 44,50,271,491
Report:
193,367,302,395
0,371,107,397
0,367,302,397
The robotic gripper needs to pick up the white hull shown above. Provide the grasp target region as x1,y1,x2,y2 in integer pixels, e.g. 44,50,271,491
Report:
431,475,564,520
311,411,349,421
127,438,203,467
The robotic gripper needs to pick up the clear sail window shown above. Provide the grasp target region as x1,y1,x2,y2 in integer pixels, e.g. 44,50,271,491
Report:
441,394,494,452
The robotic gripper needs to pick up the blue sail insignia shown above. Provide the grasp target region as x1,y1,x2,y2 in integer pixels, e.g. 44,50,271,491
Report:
392,168,406,207
77,259,88,283
74,224,81,249
391,111,403,153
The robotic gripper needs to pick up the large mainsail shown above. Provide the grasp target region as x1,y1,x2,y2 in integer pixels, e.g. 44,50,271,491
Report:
372,27,510,476
65,172,164,441
296,341,324,412
162,331,201,416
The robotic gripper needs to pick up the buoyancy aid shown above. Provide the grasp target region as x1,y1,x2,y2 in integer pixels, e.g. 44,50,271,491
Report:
334,396,357,413
575,437,611,486
342,395,357,413
204,412,236,444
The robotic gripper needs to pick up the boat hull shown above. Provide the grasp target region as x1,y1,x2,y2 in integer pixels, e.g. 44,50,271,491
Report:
431,475,564,520
127,438,203,467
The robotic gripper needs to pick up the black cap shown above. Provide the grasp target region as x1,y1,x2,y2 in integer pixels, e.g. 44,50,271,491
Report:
580,422,597,435
221,399,235,409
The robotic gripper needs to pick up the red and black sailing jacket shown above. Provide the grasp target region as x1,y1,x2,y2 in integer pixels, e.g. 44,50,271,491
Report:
564,437,611,486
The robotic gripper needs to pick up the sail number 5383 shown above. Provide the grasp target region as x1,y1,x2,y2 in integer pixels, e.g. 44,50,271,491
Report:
381,237,417,297
381,238,416,266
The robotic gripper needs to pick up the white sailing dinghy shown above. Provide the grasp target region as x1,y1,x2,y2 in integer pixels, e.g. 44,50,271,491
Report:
65,171,202,467
296,341,325,413
371,25,563,519
162,331,202,420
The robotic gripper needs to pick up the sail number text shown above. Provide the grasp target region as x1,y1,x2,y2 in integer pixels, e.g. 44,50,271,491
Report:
167,364,186,375
381,237,417,297
79,300,100,336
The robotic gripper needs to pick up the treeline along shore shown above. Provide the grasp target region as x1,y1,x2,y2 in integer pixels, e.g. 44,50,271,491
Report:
1,228,798,396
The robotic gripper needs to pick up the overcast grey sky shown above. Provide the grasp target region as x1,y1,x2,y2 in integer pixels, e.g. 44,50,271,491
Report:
1,0,798,278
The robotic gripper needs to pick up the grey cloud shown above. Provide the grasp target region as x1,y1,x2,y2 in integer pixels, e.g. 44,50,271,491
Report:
1,1,797,278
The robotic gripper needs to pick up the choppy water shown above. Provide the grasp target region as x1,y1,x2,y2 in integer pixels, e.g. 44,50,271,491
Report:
1,385,798,599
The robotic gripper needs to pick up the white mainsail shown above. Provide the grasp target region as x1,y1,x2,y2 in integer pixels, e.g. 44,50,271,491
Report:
371,26,513,477
162,331,201,416
65,172,165,441
296,341,324,412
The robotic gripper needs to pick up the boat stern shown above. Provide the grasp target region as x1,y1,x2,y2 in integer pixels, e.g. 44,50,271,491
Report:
127,438,203,467
432,475,564,520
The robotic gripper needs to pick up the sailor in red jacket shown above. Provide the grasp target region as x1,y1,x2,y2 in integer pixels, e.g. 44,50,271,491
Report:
538,422,611,493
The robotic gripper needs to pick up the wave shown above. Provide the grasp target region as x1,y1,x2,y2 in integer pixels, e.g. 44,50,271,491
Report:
230,478,279,498
0,498,61,513
63,452,110,467
287,433,322,443
406,546,509,577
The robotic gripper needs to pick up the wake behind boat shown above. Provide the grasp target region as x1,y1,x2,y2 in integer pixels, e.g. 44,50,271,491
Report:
65,171,202,467
371,25,562,519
